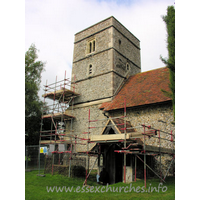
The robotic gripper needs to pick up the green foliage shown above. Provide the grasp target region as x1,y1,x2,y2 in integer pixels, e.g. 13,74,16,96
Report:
25,44,45,145
161,6,175,119
160,89,172,98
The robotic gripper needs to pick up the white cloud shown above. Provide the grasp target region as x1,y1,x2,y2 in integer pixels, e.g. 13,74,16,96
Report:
25,0,174,99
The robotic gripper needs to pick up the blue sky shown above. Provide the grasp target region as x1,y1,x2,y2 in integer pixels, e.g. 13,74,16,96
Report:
25,0,175,99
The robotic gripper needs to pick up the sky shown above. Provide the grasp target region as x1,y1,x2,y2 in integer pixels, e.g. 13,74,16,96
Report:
25,0,175,99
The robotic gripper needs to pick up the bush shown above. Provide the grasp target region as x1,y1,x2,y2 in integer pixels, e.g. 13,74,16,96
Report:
71,165,86,178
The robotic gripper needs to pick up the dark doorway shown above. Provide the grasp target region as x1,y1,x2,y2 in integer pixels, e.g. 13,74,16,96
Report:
100,128,123,184
102,143,123,184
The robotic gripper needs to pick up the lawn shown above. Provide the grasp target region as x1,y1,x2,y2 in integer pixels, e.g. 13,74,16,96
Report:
25,170,175,200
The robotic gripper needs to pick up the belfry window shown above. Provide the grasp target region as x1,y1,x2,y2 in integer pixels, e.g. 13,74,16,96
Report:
87,39,96,54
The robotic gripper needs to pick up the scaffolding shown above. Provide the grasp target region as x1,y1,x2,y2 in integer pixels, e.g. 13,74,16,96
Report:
38,72,98,179
87,98,175,188
38,71,80,176
38,72,175,188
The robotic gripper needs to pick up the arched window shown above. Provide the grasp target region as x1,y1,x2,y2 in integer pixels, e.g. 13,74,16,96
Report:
89,64,92,75
126,63,130,71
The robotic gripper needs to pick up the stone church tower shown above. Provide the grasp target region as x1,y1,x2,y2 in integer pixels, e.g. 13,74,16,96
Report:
67,16,141,152
72,16,141,105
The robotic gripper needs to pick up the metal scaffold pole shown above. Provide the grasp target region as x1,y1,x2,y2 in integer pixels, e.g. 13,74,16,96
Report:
37,80,47,176
38,119,42,175
134,155,137,182
123,98,127,183
143,125,146,188
85,109,90,185
68,73,74,178
159,130,162,182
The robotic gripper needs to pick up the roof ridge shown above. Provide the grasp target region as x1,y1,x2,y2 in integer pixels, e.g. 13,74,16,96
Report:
129,66,168,78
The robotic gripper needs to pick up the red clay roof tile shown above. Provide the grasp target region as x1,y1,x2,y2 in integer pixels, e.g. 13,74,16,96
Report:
100,67,171,111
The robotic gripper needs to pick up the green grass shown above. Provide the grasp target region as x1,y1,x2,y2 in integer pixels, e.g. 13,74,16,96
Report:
25,170,175,200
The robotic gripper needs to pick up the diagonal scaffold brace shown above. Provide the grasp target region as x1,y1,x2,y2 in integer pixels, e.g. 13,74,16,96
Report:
136,155,166,183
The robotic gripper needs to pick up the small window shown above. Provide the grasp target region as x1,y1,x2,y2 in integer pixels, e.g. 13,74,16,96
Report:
126,63,130,71
89,64,92,75
87,64,94,76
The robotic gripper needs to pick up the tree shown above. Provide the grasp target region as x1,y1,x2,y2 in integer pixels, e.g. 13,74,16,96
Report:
161,6,175,119
25,44,45,145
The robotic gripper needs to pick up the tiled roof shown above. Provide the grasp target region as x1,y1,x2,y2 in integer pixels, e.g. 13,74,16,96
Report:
112,118,135,134
100,67,171,111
